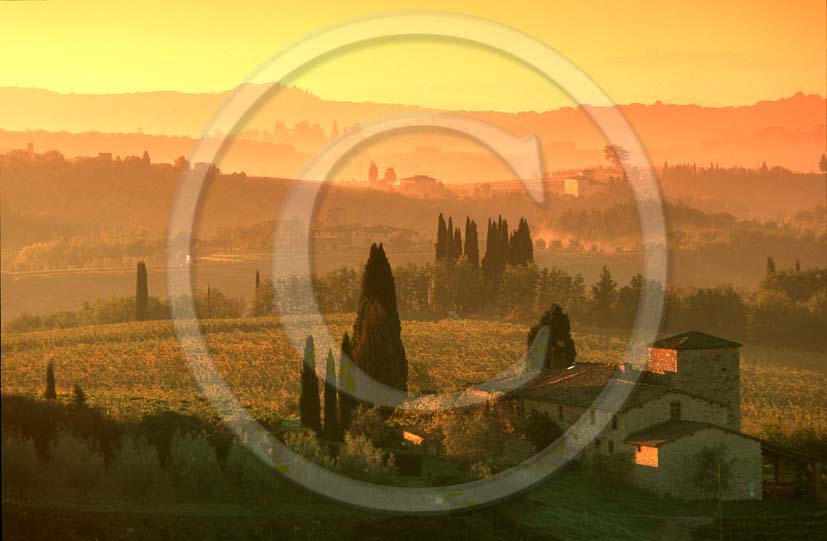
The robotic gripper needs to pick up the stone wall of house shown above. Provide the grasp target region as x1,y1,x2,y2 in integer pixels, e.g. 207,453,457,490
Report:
621,393,730,436
522,392,731,460
522,399,628,457
521,399,598,454
674,349,741,430
628,429,762,500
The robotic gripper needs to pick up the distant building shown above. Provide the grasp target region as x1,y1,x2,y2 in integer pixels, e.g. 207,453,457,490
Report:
399,174,447,198
563,177,598,198
311,225,352,251
311,222,420,251
325,207,347,227
563,170,607,198
350,224,417,248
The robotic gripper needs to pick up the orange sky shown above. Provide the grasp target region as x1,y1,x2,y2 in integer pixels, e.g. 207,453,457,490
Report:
1,0,825,112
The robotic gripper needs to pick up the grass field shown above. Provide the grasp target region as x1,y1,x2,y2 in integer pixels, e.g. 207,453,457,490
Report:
2,315,825,440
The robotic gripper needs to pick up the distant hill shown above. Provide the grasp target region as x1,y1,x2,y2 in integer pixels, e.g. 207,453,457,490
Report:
1,87,825,176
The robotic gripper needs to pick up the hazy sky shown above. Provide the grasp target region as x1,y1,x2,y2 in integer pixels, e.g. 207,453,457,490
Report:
2,0,824,112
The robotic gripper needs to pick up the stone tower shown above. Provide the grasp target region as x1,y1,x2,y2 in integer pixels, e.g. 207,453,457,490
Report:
647,331,742,430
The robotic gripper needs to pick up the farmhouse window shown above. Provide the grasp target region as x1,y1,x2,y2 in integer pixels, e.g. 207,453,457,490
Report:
611,415,618,430
670,400,682,420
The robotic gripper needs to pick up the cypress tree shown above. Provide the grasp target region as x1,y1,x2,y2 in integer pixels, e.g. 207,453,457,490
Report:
453,228,462,261
322,349,340,440
353,244,408,397
446,216,454,261
499,217,509,272
464,218,480,267
299,335,321,433
135,261,148,321
524,219,534,263
435,213,448,261
481,218,497,284
337,332,357,431
766,257,776,276
72,384,88,407
507,218,534,266
254,270,261,316
526,304,577,371
44,362,57,400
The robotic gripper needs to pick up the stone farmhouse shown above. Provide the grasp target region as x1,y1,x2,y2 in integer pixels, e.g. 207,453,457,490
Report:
480,331,823,500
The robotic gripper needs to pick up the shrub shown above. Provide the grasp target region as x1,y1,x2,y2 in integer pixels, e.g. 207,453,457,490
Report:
283,428,334,469
441,409,505,465
692,444,735,499
223,431,287,500
1,395,120,463
583,450,634,494
516,410,563,452
133,411,215,466
1,432,41,492
168,430,224,498
469,461,495,480
348,405,398,448
337,433,397,483
109,435,166,500
45,427,106,492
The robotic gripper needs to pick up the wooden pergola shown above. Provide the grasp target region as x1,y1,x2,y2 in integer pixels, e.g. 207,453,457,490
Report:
761,441,825,500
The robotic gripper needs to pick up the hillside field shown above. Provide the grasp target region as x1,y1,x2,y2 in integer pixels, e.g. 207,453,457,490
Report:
2,315,825,440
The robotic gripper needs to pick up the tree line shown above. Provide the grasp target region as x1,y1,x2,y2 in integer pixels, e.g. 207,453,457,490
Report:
6,252,825,352
253,259,825,351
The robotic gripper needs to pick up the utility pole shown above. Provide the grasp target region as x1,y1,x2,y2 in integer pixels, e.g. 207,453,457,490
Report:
717,459,723,541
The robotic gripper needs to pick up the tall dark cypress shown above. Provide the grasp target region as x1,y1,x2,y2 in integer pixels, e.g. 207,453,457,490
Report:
337,332,357,431
299,335,321,433
352,244,407,397
453,228,462,261
464,218,479,267
322,349,340,440
499,217,509,273
526,304,577,371
446,216,454,261
254,270,261,316
507,218,534,266
135,261,148,321
435,213,448,261
524,219,534,263
44,361,57,400
481,218,497,283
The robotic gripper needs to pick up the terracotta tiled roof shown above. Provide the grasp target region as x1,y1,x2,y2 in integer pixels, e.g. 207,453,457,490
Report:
482,362,727,411
509,363,617,408
624,420,759,447
649,331,742,350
